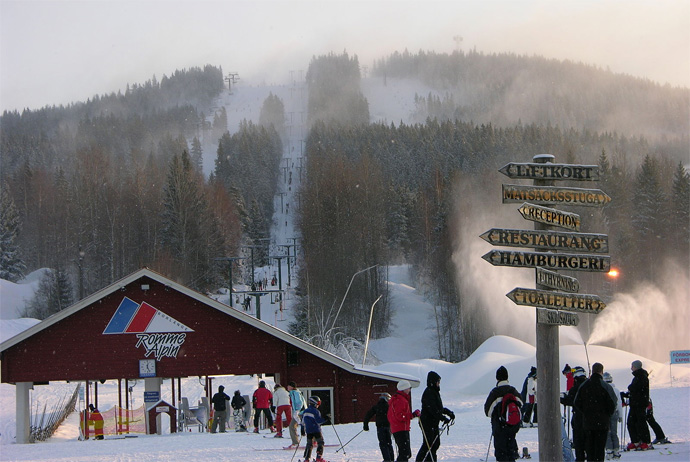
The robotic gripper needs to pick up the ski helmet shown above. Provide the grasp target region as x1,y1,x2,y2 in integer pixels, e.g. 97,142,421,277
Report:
309,396,321,406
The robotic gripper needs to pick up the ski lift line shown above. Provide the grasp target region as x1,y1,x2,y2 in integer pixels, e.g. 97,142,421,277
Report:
329,264,379,331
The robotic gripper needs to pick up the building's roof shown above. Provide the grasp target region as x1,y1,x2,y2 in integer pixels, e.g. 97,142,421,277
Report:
0,268,419,387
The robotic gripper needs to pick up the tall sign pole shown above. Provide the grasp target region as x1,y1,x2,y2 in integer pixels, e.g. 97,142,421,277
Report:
483,155,611,461
533,154,561,461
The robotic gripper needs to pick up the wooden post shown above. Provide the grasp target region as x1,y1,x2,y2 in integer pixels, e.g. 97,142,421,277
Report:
533,154,562,462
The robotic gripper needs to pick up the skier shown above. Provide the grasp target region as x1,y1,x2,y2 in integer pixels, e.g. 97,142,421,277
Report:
522,367,537,426
363,392,395,462
230,390,247,432
273,383,291,438
573,362,615,462
561,365,587,461
415,371,455,461
300,396,327,462
210,385,231,433
602,372,622,459
563,364,574,391
288,381,306,448
623,360,652,451
484,366,522,462
388,380,421,462
252,380,274,433
88,404,105,440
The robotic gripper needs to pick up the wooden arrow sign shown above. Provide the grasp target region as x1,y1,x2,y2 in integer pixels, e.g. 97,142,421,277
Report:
518,202,581,231
499,163,599,181
536,308,580,326
506,287,606,313
480,228,608,253
536,267,580,293
503,184,612,207
482,250,610,272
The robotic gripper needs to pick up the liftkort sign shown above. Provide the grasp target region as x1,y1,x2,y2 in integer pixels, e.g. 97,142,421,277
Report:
499,163,599,181
482,250,611,272
503,184,612,207
480,228,608,253
507,287,606,313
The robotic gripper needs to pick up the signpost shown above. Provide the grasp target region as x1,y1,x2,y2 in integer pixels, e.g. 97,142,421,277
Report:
480,228,608,253
482,250,611,272
518,202,581,231
482,154,611,461
503,184,612,207
536,308,580,326
506,287,606,313
536,267,580,293
499,162,599,181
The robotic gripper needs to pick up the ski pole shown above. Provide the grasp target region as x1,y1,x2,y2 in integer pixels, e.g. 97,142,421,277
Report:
417,419,433,461
336,429,364,453
484,432,493,462
290,433,303,462
330,420,346,454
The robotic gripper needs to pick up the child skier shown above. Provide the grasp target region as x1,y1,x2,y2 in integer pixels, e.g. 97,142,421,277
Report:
301,396,327,462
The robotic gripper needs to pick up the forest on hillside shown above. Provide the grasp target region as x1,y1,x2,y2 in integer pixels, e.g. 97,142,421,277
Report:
1,52,688,362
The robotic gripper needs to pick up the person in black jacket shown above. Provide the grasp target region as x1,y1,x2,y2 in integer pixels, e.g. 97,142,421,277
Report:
573,363,615,461
363,393,395,462
415,371,455,461
484,366,523,462
231,390,248,432
210,385,231,433
561,366,587,461
625,359,651,450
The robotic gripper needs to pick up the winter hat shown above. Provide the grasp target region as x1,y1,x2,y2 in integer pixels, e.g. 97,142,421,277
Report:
562,364,571,374
234,390,241,395
573,366,586,378
496,366,509,382
631,360,642,370
274,383,282,389
381,393,391,401
603,372,613,383
309,396,321,406
218,385,225,391
426,371,441,387
259,380,266,387
530,366,537,377
397,380,412,391
288,381,297,388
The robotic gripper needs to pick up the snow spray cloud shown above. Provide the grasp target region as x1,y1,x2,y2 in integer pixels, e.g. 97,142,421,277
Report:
451,172,536,345
588,259,690,362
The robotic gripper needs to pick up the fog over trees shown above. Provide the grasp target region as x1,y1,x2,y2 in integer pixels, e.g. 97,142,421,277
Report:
1,51,687,361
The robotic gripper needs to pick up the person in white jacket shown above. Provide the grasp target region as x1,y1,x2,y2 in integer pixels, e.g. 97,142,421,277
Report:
603,372,623,459
273,383,292,438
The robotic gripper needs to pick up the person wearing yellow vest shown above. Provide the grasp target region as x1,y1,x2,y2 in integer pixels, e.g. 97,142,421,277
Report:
89,404,104,440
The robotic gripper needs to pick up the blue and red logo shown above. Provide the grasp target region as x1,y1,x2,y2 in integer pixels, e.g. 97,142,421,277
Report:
103,297,193,359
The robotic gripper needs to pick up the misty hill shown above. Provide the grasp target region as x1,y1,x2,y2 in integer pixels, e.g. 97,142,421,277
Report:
372,49,689,141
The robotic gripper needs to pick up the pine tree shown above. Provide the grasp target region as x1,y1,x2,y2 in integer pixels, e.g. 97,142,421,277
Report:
0,185,26,282
23,268,74,319
631,155,667,281
669,161,690,261
190,137,203,172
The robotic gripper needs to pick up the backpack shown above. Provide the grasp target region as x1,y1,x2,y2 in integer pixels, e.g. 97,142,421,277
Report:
500,393,521,426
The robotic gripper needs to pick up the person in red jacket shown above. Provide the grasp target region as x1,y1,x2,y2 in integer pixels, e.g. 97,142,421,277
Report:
252,380,274,433
387,380,420,461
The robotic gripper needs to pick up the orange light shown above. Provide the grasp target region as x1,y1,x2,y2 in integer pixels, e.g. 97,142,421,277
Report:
608,269,619,278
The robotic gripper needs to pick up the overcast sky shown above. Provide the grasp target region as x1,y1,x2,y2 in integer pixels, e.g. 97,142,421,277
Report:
1,0,688,112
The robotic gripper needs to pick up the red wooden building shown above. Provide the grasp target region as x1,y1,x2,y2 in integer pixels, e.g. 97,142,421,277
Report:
1,268,419,443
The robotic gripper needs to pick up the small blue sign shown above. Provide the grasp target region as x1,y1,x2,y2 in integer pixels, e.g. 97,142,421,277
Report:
144,391,160,403
670,350,690,364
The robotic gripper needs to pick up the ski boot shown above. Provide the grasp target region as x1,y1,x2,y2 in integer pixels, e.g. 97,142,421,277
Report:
253,427,259,433
274,431,283,438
